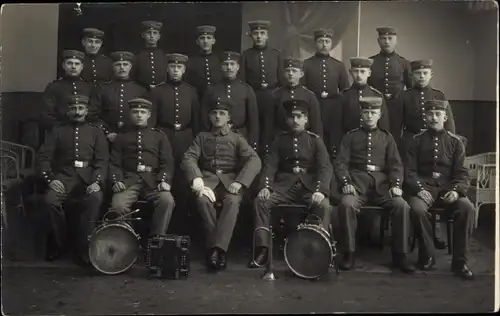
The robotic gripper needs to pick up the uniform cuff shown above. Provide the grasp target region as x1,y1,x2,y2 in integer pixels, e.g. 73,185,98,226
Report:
41,171,55,184
340,175,352,188
390,178,402,189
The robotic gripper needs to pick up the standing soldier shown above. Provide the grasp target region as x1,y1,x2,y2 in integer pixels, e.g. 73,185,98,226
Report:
185,25,222,100
201,51,259,150
80,28,112,88
132,21,168,90
405,100,474,280
181,98,261,272
302,29,350,157
37,95,108,265
239,20,286,155
109,98,176,238
89,51,149,143
333,96,413,273
368,27,412,141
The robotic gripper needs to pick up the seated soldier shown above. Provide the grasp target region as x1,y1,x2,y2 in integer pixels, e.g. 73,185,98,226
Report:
109,98,175,238
334,96,413,273
181,98,262,272
405,100,475,280
250,99,332,268
36,95,108,265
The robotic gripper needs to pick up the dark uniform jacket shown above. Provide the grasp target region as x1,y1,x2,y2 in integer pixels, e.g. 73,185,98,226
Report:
404,129,469,197
201,78,259,147
334,127,403,197
181,127,262,191
131,47,168,89
82,53,113,87
185,52,223,99
109,127,174,189
302,53,350,99
36,121,109,187
239,46,286,91
88,78,149,134
368,51,412,99
259,130,332,196
40,76,92,130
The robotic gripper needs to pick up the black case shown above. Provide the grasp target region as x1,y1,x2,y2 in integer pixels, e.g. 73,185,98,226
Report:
146,234,190,279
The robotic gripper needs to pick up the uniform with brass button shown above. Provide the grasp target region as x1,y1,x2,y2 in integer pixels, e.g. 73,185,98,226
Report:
109,98,175,237
81,28,112,88
334,96,413,273
37,94,109,264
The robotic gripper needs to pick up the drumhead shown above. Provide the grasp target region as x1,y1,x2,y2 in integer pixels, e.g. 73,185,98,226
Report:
88,223,140,275
284,225,332,279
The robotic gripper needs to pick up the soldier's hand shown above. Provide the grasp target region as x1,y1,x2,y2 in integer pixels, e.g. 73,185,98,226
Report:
158,182,171,192
49,180,65,194
192,177,204,193
258,188,271,201
228,182,242,195
443,190,459,204
389,187,403,197
86,182,101,194
107,133,118,142
112,181,126,193
417,190,433,206
342,185,356,195
201,187,216,203
311,192,325,205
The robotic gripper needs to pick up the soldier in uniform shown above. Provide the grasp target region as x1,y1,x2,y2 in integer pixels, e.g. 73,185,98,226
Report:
239,20,286,155
368,27,412,141
181,98,262,272
131,21,168,90
89,51,149,143
405,100,474,280
200,51,259,149
249,99,332,268
185,25,223,100
109,98,175,238
333,96,413,273
302,29,350,157
37,95,108,265
80,28,112,88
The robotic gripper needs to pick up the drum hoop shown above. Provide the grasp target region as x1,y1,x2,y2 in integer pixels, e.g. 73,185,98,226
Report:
88,222,140,275
284,225,333,280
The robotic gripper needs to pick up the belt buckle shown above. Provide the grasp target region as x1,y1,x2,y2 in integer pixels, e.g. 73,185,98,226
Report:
366,164,376,172
432,172,441,179
117,121,124,128
293,166,302,174
321,91,328,98
137,164,146,172
384,93,392,99
74,160,83,168
261,82,268,89
174,124,181,131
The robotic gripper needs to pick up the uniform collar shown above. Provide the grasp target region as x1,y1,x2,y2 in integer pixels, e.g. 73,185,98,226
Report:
287,83,300,89
362,125,378,132
290,129,307,137
134,125,149,131
199,50,213,57
144,46,159,51
167,78,183,86
414,84,431,91
64,75,83,81
222,77,238,83
211,124,230,135
114,77,132,82
253,44,268,51
427,128,446,136
353,82,367,90
70,119,87,126
379,50,396,57
315,52,330,58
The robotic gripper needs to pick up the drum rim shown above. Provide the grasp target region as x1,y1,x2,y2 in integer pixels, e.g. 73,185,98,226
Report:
284,224,333,280
88,222,140,275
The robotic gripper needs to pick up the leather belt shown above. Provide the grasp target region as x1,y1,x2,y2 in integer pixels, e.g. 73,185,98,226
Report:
137,164,154,172
351,164,382,172
74,160,89,168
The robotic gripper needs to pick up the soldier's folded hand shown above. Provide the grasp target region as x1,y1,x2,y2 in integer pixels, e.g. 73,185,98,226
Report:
192,177,204,193
442,190,459,204
158,182,171,192
112,181,126,193
311,192,325,204
86,182,101,194
258,188,271,201
228,182,242,194
49,180,65,194
201,187,216,202
389,187,403,197
417,189,433,205
342,184,356,195
107,133,118,142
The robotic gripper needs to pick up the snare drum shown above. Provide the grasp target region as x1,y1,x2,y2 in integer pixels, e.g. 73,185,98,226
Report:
88,222,141,275
284,224,335,280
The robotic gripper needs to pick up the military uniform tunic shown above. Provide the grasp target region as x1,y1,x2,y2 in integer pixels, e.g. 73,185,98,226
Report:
131,47,168,89
82,54,113,87
185,52,223,100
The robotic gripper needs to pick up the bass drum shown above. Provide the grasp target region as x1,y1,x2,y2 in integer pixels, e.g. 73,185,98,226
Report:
88,222,141,275
284,224,334,280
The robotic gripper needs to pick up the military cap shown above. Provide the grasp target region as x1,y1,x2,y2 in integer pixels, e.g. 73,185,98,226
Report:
221,51,240,62
359,96,383,110
248,20,271,31
166,53,189,65
424,100,448,112
350,57,373,68
128,98,153,110
141,21,162,31
410,59,433,71
283,99,310,114
211,97,236,113
314,29,334,39
83,28,104,39
376,27,397,36
196,25,216,36
68,95,89,106
283,57,303,69
62,50,85,61
110,51,134,62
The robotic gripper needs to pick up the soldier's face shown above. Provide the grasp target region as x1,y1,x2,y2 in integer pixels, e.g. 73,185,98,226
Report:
196,35,216,52
425,110,447,130
221,60,239,79
167,63,186,81
81,37,103,55
62,58,84,77
142,29,161,46
130,108,151,126
286,110,308,132
377,35,397,53
209,109,230,128
250,30,269,47
350,67,371,84
68,104,88,122
113,61,132,79
284,67,304,85
413,69,433,87
315,37,333,54
361,109,381,128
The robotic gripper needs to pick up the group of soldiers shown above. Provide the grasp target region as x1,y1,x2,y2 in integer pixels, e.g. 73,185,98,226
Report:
35,20,475,280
